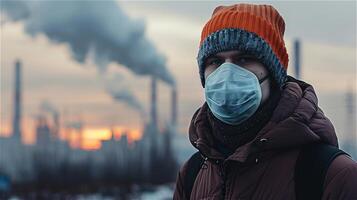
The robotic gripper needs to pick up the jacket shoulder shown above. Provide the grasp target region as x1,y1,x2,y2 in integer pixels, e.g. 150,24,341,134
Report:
322,154,357,199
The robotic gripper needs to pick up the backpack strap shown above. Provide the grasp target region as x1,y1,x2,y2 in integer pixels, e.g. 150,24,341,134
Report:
183,151,205,199
295,142,349,200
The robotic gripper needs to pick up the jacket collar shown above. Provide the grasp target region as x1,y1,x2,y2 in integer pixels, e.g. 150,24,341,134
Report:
188,76,338,163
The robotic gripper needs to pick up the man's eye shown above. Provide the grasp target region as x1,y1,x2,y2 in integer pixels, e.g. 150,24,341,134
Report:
239,58,247,62
236,57,254,64
238,57,249,63
208,59,222,66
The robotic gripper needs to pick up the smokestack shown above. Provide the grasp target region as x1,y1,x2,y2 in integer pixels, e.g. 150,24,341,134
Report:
12,59,22,140
150,76,158,129
171,86,177,127
346,85,356,150
52,112,60,139
149,76,159,175
294,39,301,79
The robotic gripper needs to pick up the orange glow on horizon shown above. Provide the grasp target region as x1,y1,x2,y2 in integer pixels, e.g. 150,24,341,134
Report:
83,128,112,140
0,119,35,145
127,129,142,142
112,126,142,143
73,126,143,150
0,124,11,137
68,129,81,149
81,139,102,150
0,123,143,151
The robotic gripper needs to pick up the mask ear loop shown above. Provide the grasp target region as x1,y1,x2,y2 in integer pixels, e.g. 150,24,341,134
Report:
259,75,270,84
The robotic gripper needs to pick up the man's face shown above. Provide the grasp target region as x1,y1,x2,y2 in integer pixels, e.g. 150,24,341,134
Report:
203,50,271,105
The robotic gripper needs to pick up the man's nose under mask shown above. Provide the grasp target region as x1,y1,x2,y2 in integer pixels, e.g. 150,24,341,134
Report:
204,62,268,125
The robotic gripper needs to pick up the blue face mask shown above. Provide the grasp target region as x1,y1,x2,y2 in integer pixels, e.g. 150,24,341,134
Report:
204,62,269,125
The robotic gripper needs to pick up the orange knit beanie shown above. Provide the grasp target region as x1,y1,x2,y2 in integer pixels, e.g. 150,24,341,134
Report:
197,4,289,88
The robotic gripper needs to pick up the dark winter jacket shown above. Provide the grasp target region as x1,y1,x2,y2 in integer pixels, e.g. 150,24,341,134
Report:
173,78,357,200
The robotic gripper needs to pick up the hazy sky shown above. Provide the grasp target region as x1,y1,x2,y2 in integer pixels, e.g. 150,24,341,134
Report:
1,1,356,146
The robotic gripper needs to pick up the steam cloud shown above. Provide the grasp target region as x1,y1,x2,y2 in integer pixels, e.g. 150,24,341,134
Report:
103,74,146,119
39,100,59,116
110,88,146,117
1,0,174,84
2,0,174,115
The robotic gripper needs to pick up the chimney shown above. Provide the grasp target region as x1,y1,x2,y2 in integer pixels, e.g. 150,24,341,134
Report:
149,76,159,174
294,39,301,79
52,112,60,139
171,86,177,127
346,85,356,151
150,76,158,129
12,59,22,140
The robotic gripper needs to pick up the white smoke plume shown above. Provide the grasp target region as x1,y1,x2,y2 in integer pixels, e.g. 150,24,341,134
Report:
39,100,59,116
110,88,146,117
103,73,147,119
1,0,175,85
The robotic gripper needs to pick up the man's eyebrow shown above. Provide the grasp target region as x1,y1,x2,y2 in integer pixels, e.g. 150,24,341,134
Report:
207,52,246,60
206,55,220,60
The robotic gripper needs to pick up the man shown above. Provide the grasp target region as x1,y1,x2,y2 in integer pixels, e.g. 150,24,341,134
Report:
173,3,357,200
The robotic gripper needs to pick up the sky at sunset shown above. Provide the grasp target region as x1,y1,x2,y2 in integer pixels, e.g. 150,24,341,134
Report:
1,1,356,149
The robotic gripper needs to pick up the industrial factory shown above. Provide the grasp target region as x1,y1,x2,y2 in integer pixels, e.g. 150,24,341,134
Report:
0,60,181,190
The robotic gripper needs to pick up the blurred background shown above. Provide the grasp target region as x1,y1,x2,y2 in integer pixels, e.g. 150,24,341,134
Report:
0,1,356,199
